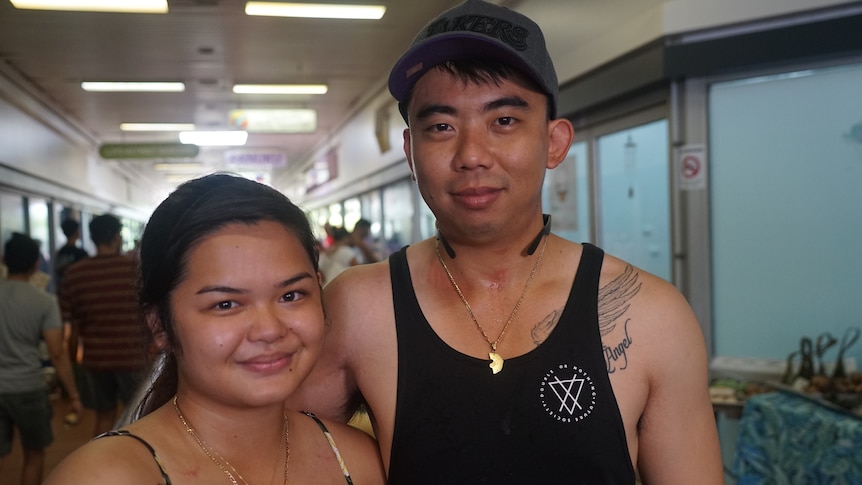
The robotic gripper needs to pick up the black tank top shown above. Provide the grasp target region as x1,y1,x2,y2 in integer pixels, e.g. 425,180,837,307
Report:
387,243,635,484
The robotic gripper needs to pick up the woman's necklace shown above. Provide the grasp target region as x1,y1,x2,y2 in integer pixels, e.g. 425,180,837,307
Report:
173,396,289,485
434,234,548,374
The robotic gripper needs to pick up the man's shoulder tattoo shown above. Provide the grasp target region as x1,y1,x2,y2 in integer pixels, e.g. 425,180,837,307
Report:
528,264,643,374
531,307,564,346
599,265,642,374
598,264,641,336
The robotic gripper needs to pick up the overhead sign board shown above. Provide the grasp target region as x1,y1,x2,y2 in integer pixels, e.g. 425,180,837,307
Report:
224,149,287,170
99,143,199,159
229,109,317,133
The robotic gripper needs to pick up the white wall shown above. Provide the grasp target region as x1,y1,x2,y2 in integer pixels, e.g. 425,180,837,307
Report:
285,86,410,208
533,0,859,83
0,71,151,219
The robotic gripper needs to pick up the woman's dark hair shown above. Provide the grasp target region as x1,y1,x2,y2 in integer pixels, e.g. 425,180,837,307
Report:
134,173,319,417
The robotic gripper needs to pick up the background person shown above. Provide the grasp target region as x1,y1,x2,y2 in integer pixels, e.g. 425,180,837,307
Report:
53,219,89,291
320,226,355,284
321,221,378,285
349,219,378,265
46,173,385,484
288,1,724,483
53,218,90,424
25,240,52,293
59,214,148,436
0,233,83,485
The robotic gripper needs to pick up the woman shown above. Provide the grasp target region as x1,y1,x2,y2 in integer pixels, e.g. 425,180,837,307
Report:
46,173,385,484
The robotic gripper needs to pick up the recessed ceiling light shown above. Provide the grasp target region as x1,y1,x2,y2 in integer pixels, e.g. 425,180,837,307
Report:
232,84,328,95
179,131,248,146
120,123,196,131
11,0,168,13
82,82,185,92
245,2,385,20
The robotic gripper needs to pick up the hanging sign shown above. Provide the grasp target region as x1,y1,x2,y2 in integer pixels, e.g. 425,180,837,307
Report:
676,144,707,191
99,143,199,159
229,109,316,133
224,149,287,170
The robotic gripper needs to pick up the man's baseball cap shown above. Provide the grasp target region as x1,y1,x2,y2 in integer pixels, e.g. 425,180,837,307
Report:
388,0,559,122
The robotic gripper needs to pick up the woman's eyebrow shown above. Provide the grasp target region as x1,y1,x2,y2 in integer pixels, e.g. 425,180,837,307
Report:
274,272,315,289
195,285,245,295
194,273,313,295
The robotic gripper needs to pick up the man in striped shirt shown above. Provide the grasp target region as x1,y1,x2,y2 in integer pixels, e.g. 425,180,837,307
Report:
59,214,148,436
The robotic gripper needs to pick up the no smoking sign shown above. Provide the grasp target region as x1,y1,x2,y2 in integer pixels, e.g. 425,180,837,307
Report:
676,144,707,190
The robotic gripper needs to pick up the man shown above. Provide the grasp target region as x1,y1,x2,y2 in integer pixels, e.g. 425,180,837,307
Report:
54,219,89,291
289,0,724,483
59,214,147,436
53,218,89,422
0,233,83,485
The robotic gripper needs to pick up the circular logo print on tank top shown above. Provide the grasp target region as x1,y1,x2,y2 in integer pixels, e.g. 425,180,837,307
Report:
539,363,596,422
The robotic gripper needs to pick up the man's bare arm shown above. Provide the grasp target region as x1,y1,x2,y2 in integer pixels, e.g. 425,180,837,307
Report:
286,273,360,422
634,281,724,484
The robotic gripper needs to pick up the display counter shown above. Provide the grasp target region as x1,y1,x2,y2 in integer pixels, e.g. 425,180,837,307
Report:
732,391,862,483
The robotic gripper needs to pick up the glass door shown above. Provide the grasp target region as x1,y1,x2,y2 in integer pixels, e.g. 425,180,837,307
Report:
543,141,591,244
595,119,671,281
709,62,862,363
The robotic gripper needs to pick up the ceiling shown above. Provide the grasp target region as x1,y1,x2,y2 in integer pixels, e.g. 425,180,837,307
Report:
0,0,666,194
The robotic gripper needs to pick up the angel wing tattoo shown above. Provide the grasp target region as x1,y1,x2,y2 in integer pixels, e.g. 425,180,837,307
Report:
598,265,642,336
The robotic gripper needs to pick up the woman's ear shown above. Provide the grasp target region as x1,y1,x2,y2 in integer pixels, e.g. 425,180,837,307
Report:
145,312,169,353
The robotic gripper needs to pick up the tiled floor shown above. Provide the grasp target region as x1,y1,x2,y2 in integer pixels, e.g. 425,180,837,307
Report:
1,396,95,484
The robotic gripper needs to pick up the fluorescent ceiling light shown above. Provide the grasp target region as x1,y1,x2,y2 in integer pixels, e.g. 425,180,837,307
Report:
153,162,204,172
82,82,185,92
232,84,328,95
245,2,385,20
11,0,168,13
121,123,196,132
179,131,248,146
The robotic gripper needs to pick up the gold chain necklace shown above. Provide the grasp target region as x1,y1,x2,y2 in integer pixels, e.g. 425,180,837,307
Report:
173,396,289,485
434,235,548,374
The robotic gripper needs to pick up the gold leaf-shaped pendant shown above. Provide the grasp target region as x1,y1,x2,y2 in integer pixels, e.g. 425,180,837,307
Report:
489,352,504,374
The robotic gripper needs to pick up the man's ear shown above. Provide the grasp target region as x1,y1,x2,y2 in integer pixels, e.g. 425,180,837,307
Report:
403,128,417,181
546,118,575,170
